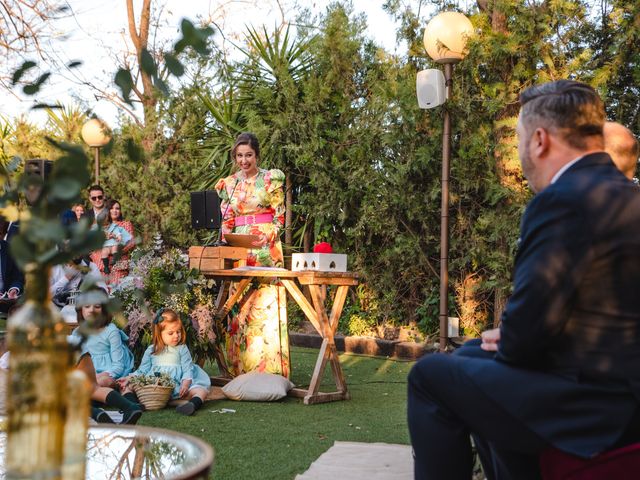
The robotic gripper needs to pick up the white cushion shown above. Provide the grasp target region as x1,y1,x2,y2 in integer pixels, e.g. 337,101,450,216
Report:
222,371,294,401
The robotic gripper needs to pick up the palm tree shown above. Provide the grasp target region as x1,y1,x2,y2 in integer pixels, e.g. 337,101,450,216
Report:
199,24,316,255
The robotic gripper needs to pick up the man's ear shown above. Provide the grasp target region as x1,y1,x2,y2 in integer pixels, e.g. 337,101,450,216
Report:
532,127,551,158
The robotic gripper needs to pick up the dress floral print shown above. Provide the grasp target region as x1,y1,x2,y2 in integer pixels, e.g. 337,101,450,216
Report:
215,168,290,378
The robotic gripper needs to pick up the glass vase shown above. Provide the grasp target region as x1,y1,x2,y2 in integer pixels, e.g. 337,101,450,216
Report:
62,369,90,480
5,263,73,480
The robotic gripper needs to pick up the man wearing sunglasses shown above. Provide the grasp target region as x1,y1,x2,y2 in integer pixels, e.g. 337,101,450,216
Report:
83,185,108,228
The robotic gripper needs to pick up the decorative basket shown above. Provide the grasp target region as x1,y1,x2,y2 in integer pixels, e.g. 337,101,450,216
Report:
133,383,173,411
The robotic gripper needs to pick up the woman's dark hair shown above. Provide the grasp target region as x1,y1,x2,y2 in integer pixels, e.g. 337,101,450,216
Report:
231,132,261,160
105,199,123,223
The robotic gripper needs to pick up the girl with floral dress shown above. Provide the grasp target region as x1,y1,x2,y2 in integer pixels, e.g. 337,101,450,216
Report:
215,132,290,378
127,309,210,416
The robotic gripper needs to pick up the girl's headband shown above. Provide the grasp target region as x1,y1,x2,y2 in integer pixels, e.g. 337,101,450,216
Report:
153,308,165,325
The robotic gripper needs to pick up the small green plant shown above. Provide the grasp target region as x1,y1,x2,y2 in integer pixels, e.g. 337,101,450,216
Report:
128,372,175,389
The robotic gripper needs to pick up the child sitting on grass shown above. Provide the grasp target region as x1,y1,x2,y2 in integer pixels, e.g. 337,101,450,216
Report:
71,299,134,389
123,308,210,416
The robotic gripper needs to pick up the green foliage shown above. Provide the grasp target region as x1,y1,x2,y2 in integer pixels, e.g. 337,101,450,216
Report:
128,372,175,388
3,140,103,272
5,1,639,340
115,19,214,105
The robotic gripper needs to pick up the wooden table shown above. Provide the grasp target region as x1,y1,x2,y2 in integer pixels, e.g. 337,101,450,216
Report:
203,267,359,405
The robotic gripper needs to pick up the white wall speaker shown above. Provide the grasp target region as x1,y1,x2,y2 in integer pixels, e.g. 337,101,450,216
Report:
416,69,446,109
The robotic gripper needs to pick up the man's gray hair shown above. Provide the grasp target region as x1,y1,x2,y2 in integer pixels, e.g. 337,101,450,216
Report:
519,80,605,150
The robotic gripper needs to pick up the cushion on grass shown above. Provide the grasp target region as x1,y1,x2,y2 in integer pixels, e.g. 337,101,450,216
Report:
222,371,294,401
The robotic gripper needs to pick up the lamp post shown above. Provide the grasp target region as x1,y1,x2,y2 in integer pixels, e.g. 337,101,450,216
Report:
423,11,474,351
81,118,111,183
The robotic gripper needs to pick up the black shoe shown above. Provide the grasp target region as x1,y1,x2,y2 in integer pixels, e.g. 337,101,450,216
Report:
95,409,115,424
176,402,195,416
121,408,143,425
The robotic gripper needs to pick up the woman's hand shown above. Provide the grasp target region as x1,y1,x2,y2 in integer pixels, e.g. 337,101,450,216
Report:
179,379,192,398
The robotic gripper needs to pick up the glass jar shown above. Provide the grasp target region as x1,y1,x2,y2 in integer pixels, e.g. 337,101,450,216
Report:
5,263,73,480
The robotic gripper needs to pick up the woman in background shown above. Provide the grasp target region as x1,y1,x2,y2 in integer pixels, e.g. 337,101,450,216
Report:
215,132,289,378
91,199,135,285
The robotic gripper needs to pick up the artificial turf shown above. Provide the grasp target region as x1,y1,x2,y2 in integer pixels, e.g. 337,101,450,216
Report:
136,346,413,480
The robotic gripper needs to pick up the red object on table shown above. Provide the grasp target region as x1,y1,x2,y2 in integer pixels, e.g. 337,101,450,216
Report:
313,242,333,253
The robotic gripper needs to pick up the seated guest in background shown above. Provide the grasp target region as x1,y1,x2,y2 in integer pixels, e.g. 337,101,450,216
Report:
49,257,103,308
72,203,85,221
604,121,639,180
60,203,85,226
90,199,135,285
408,80,640,480
0,239,23,300
83,185,108,228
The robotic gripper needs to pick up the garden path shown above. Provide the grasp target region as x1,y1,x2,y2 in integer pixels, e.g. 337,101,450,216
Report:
294,441,412,480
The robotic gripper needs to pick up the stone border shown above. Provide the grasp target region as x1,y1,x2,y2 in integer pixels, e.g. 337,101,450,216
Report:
289,332,434,361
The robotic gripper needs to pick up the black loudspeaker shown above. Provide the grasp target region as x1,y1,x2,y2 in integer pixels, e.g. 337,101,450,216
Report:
190,190,221,230
25,159,53,179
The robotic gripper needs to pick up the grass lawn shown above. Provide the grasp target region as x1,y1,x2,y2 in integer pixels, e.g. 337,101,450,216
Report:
136,346,414,480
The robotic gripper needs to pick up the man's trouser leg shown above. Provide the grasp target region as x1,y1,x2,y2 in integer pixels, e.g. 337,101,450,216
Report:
408,353,548,480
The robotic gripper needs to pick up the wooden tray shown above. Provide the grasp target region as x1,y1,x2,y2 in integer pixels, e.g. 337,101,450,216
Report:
224,233,261,248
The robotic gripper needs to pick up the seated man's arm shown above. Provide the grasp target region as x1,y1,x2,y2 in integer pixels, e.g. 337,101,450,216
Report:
497,190,590,366
4,249,24,297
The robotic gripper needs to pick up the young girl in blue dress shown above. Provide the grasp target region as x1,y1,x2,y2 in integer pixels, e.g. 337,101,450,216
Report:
72,300,135,389
71,292,142,424
129,308,210,416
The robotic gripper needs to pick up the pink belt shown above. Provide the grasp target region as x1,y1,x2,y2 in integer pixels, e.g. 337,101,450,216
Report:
235,213,274,226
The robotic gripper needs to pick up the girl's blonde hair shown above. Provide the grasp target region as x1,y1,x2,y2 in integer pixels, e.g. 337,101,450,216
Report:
151,308,186,354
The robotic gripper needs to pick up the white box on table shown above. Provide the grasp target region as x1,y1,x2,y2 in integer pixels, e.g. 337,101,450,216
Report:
291,253,347,272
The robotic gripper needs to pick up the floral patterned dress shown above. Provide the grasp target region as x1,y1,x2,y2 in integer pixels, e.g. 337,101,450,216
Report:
215,168,290,378
91,219,135,286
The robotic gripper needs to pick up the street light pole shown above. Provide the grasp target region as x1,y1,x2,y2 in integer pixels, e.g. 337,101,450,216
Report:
422,12,474,352
93,147,100,184
439,63,453,352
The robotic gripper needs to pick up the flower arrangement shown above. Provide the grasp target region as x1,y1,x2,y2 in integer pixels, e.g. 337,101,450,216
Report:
128,372,176,389
112,244,219,366
128,372,176,411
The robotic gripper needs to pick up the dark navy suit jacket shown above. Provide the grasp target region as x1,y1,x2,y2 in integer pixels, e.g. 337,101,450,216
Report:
0,240,24,293
463,152,640,458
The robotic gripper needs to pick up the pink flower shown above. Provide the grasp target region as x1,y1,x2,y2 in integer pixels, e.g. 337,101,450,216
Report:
190,305,216,343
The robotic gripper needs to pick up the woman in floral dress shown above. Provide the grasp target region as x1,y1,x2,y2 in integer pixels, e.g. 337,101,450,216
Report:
215,132,289,378
91,199,136,286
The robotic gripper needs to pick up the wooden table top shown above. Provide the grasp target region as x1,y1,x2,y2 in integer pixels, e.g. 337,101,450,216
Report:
199,267,359,286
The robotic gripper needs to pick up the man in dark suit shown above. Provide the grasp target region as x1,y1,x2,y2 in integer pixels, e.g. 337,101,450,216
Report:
82,184,107,228
408,80,640,479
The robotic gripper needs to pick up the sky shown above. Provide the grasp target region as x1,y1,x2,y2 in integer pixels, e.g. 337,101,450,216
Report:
1,0,413,128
